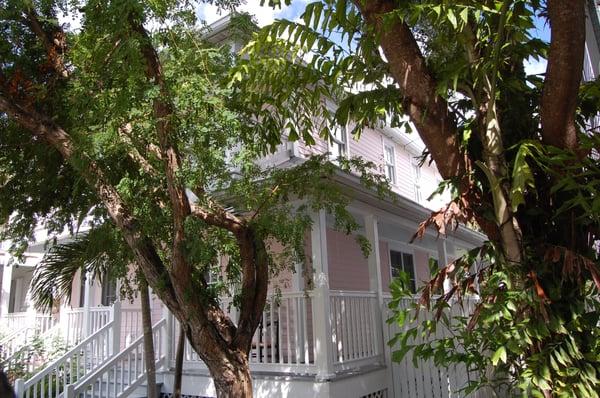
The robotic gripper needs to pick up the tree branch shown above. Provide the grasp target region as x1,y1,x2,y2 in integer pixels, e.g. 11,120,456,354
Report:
0,93,179,310
24,7,69,78
540,0,586,151
354,0,465,179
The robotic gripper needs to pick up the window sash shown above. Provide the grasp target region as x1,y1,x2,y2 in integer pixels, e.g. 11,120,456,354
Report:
384,144,396,183
390,250,416,293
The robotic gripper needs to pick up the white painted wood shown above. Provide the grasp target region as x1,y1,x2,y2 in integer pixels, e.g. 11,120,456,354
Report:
83,272,92,337
111,300,122,355
311,210,335,380
72,318,166,398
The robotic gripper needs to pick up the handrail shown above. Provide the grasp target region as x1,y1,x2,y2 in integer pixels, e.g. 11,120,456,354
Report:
24,321,113,386
329,290,377,298
15,321,114,398
1,323,60,374
0,326,30,346
70,318,166,398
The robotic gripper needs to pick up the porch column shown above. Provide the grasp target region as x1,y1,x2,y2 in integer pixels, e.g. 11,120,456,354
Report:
0,261,12,316
437,238,452,293
364,214,384,301
82,271,92,337
364,214,385,361
310,209,335,380
162,304,173,368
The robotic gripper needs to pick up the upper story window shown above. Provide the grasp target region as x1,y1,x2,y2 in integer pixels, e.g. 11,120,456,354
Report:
390,250,416,293
329,126,348,161
383,143,396,184
412,161,422,204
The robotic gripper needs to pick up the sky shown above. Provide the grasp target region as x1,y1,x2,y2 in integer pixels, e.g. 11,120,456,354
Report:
197,0,307,27
197,1,551,76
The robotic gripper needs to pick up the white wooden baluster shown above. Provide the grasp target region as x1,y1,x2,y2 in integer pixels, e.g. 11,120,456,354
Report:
111,301,122,354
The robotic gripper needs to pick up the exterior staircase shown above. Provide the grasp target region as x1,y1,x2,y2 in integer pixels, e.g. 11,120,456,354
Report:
11,301,162,398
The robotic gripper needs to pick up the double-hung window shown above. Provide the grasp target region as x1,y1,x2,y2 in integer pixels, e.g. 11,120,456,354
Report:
383,143,396,184
329,126,347,161
390,250,416,293
412,161,422,203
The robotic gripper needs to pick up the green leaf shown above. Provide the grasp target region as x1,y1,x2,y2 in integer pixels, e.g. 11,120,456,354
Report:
491,346,507,366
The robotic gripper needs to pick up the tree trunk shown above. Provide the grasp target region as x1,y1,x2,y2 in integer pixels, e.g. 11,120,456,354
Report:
140,277,157,398
173,323,185,398
211,364,252,398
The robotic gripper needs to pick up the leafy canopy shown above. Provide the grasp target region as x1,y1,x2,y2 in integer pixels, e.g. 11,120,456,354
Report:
235,0,600,396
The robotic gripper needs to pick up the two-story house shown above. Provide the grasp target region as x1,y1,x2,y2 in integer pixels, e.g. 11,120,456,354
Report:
0,13,489,398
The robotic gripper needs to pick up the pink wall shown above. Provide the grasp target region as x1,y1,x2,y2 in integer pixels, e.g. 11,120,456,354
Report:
349,128,384,169
326,228,370,291
380,241,391,292
413,249,431,288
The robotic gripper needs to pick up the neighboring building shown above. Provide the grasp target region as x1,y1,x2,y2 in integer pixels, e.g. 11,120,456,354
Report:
0,15,488,398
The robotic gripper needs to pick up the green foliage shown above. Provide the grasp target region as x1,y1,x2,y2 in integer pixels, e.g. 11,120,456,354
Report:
31,223,132,312
1,1,390,335
241,0,600,396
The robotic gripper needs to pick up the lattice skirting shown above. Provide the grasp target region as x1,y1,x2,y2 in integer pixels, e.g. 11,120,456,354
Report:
360,388,388,398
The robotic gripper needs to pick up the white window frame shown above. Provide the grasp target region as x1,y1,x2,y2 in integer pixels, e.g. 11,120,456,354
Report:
383,141,396,185
411,159,422,203
328,125,349,162
388,243,417,293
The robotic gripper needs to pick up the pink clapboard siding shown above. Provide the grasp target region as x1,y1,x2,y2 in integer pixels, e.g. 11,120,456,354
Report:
380,241,391,292
326,228,370,291
349,128,384,169
296,131,328,157
413,249,431,288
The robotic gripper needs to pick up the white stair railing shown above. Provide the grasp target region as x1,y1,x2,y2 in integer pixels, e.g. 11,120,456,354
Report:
66,318,166,398
15,321,114,398
1,324,61,375
0,327,35,364
14,301,122,398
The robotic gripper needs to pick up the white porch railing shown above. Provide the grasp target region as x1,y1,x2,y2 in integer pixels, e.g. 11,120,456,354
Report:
330,290,382,370
89,307,111,334
13,301,145,398
64,308,84,345
67,319,166,398
170,290,386,375
173,291,317,373
3,312,56,334
383,295,483,398
121,308,143,345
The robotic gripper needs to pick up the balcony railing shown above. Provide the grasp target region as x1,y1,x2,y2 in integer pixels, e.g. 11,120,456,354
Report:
169,290,385,375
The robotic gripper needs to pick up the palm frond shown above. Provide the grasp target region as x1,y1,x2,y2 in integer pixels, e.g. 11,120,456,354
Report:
31,223,130,312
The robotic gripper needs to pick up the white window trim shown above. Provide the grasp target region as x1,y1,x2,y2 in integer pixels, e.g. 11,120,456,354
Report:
327,124,349,161
387,242,416,287
383,140,397,185
411,158,422,203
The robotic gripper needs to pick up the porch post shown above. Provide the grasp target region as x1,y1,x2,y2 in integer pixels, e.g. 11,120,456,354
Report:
310,209,335,380
110,300,122,355
0,262,13,316
82,271,92,337
437,238,452,293
162,304,173,368
364,214,385,358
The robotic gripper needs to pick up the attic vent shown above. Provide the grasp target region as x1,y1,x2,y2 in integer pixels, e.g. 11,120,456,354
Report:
360,389,388,398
